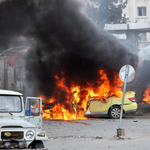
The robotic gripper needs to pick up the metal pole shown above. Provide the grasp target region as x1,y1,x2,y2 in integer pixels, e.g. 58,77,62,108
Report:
23,85,26,103
118,65,129,129
4,57,8,90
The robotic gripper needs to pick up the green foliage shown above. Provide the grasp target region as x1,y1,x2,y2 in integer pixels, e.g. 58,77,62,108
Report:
86,0,128,28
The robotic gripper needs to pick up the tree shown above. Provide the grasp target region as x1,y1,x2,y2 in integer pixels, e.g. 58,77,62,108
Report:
86,0,128,29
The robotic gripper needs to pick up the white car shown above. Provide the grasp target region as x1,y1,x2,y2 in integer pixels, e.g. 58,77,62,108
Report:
0,89,48,149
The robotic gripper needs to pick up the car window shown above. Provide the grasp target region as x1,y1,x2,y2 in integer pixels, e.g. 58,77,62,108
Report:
0,96,22,112
25,99,40,116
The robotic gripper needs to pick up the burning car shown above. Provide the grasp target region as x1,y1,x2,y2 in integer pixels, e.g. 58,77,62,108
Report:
85,91,137,119
0,89,48,149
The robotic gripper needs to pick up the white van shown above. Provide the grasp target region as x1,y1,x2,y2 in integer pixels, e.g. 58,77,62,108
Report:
0,89,48,149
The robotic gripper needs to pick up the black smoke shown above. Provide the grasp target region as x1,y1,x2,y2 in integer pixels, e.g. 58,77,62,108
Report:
126,60,150,103
0,0,139,104
0,0,36,50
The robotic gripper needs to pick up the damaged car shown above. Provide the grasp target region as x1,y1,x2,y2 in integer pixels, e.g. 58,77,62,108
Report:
85,91,137,119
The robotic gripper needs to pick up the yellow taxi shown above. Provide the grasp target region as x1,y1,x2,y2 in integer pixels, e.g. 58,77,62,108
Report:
85,91,137,119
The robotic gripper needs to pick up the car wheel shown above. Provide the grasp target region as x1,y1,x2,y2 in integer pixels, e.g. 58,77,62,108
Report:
109,106,121,119
29,140,45,148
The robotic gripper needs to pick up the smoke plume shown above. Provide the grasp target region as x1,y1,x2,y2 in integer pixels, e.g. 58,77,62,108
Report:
0,0,139,102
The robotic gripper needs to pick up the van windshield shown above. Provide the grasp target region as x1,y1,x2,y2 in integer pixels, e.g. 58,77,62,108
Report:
0,96,22,112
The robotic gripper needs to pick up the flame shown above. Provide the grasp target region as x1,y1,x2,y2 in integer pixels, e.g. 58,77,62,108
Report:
41,69,123,120
143,85,150,103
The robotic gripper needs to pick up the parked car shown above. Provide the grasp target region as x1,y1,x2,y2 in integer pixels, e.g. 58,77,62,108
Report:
85,91,137,119
0,89,48,149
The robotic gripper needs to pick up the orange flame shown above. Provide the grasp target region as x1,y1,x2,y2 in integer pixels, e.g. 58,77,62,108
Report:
143,85,150,103
41,69,123,120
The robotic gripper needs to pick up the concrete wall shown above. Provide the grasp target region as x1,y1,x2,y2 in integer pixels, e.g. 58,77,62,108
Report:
0,56,31,99
7,65,15,90
0,57,15,90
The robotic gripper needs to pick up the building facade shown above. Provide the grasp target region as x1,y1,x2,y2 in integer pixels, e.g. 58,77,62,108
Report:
124,0,150,23
105,0,150,48
124,0,150,44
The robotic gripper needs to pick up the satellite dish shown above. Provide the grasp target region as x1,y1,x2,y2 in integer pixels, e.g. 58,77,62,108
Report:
119,65,135,82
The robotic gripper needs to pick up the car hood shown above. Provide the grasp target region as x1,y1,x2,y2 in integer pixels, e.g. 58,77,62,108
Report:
0,117,35,128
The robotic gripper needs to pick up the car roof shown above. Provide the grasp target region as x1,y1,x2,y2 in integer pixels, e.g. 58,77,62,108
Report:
0,89,23,96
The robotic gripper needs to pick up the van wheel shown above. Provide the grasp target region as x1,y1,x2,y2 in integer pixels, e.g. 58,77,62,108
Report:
30,140,44,148
109,106,121,119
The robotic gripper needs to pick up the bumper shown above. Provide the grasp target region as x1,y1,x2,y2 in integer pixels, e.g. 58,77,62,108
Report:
0,140,47,149
123,102,138,112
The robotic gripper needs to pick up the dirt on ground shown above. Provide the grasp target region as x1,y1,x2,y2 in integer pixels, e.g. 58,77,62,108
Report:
42,104,150,150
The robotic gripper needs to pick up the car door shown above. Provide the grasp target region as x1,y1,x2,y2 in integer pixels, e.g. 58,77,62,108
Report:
90,99,108,112
24,97,43,133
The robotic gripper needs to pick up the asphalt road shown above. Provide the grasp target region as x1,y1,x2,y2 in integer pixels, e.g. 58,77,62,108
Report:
42,114,150,150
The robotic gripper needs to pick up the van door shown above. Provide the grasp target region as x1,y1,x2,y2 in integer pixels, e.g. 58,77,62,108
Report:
24,97,42,133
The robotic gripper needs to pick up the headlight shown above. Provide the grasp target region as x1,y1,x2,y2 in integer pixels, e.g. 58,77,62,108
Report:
26,130,34,140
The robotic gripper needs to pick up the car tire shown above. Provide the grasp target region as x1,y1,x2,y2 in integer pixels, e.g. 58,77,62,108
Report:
29,140,45,148
109,106,121,119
